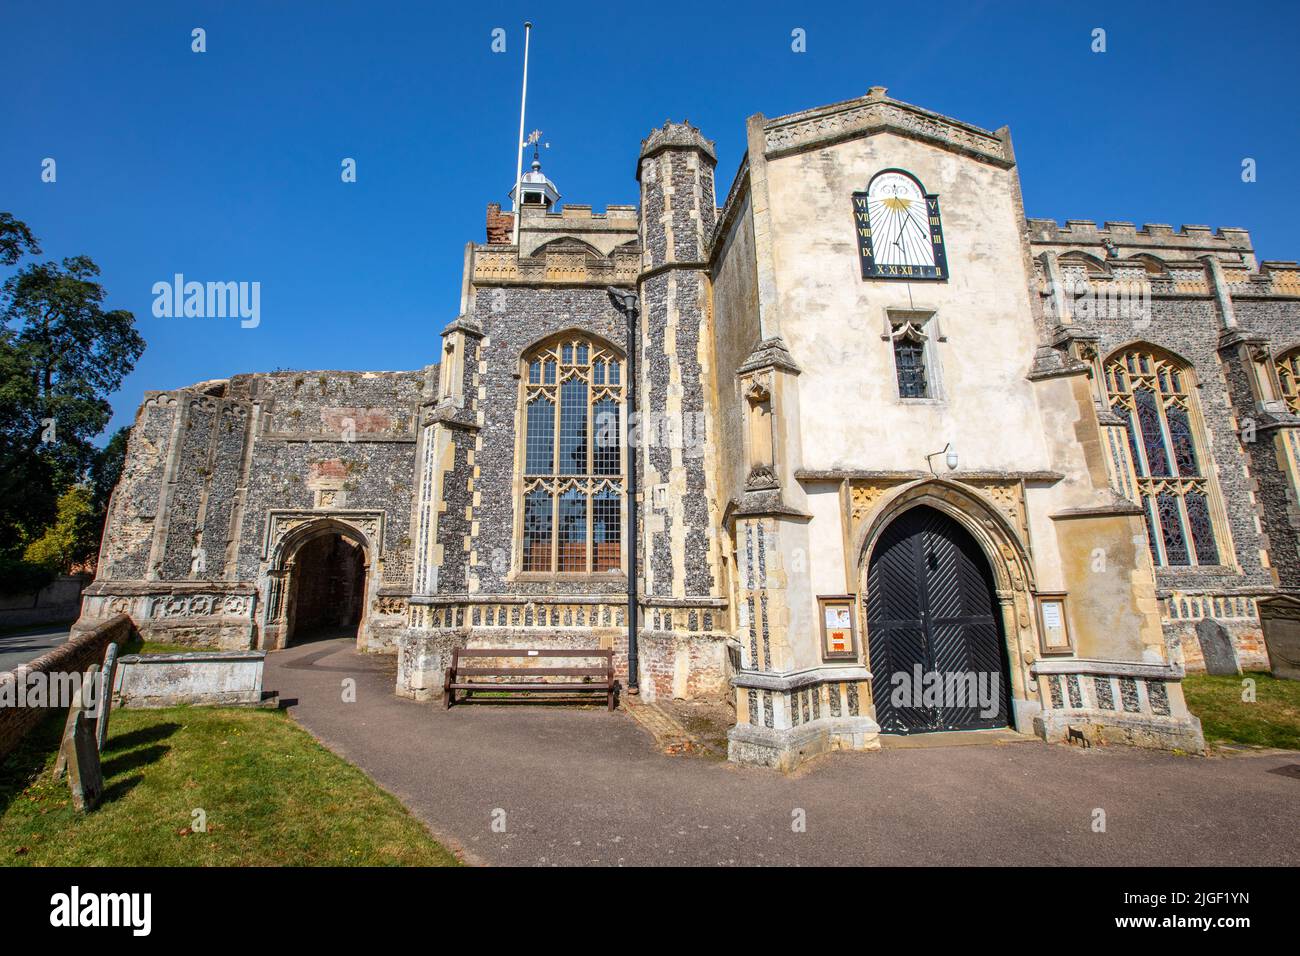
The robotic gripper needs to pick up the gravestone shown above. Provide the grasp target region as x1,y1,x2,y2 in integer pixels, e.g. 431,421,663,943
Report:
51,673,88,780
1195,619,1241,676
95,642,120,751
59,668,104,812
1258,594,1300,681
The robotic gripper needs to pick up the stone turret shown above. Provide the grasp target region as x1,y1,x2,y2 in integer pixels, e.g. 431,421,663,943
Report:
636,123,720,605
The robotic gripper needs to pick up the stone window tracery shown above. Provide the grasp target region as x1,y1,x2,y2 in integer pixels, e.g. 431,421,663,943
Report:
519,335,624,574
1277,349,1300,415
1104,346,1221,567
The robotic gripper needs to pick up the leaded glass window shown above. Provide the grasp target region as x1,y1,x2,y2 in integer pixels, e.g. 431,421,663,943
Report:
524,397,554,474
518,336,625,574
1104,347,1221,567
559,378,588,474
888,316,934,400
592,487,621,572
557,488,587,572
523,488,553,572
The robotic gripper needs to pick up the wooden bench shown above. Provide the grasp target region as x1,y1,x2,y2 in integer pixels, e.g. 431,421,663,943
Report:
443,648,617,711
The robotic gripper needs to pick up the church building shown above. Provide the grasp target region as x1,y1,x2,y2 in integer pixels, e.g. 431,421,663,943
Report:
79,88,1300,770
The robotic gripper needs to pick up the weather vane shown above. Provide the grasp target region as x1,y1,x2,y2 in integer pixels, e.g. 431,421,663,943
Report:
525,128,550,161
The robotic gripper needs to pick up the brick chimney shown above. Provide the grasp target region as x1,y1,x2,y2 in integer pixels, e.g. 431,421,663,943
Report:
486,203,514,244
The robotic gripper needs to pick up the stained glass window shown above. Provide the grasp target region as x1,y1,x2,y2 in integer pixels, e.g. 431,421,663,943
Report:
1134,388,1170,476
1157,492,1189,566
1165,404,1198,477
1104,347,1222,567
1185,491,1219,565
518,336,625,574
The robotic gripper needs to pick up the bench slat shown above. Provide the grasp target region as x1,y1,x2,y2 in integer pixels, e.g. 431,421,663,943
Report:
454,666,609,677
445,647,617,711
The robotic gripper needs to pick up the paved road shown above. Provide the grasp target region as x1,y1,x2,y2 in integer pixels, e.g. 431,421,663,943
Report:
0,624,72,673
266,638,1300,867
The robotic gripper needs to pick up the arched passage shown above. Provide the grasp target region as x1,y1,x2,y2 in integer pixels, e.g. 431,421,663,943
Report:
862,501,1014,734
262,518,374,650
287,534,367,643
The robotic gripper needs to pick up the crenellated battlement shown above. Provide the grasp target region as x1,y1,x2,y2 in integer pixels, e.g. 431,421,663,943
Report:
1028,219,1299,298
1028,218,1255,261
519,202,638,222
470,239,640,287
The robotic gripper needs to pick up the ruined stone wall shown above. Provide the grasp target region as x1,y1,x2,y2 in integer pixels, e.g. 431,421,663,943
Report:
234,369,424,582
81,369,429,652
98,393,180,581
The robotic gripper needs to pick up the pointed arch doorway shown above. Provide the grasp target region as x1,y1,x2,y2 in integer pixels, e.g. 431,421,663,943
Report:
865,504,1011,734
263,517,375,651
287,533,367,644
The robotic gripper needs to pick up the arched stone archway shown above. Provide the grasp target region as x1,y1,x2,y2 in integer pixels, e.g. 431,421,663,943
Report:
260,516,377,651
854,478,1040,731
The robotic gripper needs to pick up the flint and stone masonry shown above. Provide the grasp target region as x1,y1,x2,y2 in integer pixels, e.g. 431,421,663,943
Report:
81,89,1299,770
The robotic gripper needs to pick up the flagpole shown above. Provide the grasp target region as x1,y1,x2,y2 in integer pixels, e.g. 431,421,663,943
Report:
512,21,532,246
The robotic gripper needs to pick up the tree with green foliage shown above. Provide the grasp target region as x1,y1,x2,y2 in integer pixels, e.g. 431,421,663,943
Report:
0,212,41,266
22,484,96,574
0,213,144,566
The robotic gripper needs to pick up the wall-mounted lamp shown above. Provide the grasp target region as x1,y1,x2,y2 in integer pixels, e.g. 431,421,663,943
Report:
926,442,958,475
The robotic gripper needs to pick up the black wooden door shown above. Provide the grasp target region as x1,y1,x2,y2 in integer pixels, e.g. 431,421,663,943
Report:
866,505,1011,733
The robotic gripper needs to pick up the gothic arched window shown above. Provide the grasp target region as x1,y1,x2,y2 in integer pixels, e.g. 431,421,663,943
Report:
519,335,624,574
1104,346,1221,567
1276,348,1300,415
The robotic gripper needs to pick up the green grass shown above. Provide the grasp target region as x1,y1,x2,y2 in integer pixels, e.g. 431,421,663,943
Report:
136,642,204,655
0,707,460,866
117,631,206,656
1182,670,1300,750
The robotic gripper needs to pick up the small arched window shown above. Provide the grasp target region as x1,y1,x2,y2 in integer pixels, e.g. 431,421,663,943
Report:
1104,346,1221,567
519,335,624,574
1276,349,1300,416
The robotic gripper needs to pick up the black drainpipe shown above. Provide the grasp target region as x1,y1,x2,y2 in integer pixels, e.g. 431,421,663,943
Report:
608,287,639,693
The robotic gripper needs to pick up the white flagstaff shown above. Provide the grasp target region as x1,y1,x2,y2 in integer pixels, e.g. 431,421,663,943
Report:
512,21,532,246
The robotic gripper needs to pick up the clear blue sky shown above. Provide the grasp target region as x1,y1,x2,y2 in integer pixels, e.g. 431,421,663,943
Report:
3,0,1297,439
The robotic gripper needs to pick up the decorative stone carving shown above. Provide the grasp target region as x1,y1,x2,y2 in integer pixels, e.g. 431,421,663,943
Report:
969,480,1030,546
375,596,409,615
140,593,254,619
263,510,384,561
850,483,894,526
764,98,1009,166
